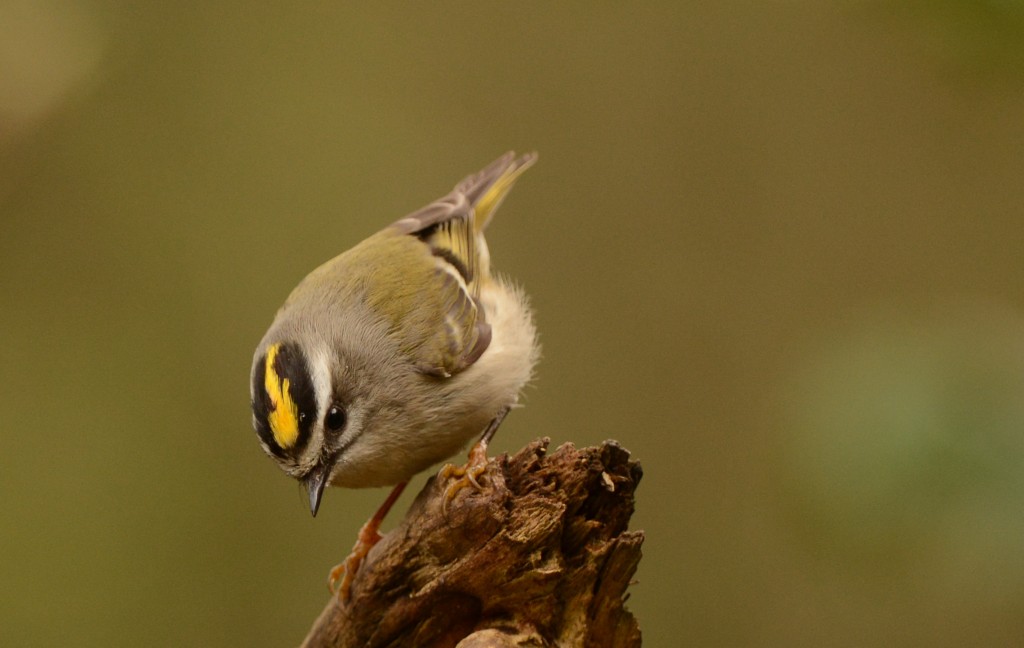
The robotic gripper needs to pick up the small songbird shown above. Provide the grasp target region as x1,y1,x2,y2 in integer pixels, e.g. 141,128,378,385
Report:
250,152,539,597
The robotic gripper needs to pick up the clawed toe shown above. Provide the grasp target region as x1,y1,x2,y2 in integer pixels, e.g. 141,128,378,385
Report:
327,481,407,601
440,460,489,516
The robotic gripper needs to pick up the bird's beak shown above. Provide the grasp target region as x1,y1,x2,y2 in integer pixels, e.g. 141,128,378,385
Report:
304,464,330,517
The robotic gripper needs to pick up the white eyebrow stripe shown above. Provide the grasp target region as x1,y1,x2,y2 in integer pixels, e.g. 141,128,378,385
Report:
310,347,332,424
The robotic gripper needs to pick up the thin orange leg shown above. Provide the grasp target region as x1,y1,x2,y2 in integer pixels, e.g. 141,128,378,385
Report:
440,406,510,514
328,480,408,600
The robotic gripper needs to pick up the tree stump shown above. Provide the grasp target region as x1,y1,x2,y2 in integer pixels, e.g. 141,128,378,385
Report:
300,438,644,647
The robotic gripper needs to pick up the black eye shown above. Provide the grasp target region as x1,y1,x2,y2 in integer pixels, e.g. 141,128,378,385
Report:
325,405,346,432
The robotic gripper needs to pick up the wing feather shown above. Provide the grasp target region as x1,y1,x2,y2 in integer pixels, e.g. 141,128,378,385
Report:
381,152,534,376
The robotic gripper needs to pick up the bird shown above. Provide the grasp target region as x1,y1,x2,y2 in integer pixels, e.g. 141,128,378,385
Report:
250,152,540,599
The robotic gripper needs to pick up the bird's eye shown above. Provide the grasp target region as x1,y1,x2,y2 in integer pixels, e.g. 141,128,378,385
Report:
325,405,346,432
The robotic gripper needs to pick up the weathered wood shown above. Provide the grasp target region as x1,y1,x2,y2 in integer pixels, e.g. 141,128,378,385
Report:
301,439,644,648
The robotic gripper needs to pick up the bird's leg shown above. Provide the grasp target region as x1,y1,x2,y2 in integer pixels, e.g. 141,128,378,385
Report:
328,480,408,601
440,406,511,514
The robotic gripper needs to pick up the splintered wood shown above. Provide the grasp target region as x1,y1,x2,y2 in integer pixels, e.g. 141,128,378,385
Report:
301,439,644,648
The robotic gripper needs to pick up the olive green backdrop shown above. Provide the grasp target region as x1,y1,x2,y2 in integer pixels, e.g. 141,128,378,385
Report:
3,2,1024,646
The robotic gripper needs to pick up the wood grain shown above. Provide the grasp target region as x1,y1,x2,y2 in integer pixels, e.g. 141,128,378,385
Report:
300,439,644,648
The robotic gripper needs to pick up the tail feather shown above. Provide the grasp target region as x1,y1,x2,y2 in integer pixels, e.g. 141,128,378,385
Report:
456,152,538,233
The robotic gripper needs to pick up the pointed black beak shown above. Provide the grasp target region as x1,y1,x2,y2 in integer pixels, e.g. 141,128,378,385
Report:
304,464,329,517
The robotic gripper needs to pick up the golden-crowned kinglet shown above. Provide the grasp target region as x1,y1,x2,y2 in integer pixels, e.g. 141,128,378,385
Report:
250,152,539,522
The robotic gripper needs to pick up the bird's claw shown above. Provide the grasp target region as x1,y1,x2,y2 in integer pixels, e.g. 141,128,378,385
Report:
440,440,490,516
328,520,383,601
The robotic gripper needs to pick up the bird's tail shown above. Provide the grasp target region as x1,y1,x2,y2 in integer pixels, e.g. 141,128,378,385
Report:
456,151,537,234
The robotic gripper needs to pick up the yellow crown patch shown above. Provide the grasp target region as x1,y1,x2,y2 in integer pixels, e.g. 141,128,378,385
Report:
264,343,300,449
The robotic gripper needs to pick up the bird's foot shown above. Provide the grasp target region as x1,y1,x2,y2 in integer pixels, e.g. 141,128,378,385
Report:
440,407,511,516
327,481,407,601
327,520,380,601
440,440,490,515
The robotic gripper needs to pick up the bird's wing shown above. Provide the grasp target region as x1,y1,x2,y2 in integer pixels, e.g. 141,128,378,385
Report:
389,196,490,377
375,153,536,377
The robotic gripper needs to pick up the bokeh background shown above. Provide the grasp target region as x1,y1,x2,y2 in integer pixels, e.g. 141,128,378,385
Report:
3,2,1024,646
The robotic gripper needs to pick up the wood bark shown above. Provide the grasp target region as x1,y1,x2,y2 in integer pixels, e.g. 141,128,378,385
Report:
300,438,644,647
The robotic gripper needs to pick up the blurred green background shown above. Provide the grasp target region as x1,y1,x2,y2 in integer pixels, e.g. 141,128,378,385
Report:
3,2,1024,646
